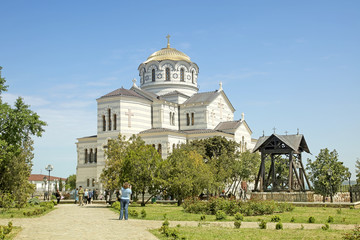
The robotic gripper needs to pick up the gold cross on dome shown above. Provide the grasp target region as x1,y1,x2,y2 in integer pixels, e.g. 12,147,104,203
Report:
166,34,171,48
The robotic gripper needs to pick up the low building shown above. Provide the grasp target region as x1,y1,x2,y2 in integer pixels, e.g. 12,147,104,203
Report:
28,174,67,193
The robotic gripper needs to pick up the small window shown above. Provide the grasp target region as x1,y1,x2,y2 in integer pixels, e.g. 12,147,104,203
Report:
113,114,117,130
87,179,90,187
152,69,155,82
186,113,190,126
191,112,195,125
172,112,175,125
85,149,88,163
102,116,106,131
166,68,170,81
89,149,93,163
92,178,95,187
180,68,184,81
94,148,97,163
158,144,162,155
142,70,145,84
192,70,194,84
108,109,112,131
169,112,172,125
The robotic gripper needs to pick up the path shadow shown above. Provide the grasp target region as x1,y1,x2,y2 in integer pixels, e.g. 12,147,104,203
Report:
83,205,108,209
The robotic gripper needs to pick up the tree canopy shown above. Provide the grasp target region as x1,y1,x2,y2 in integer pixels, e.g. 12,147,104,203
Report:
0,67,46,207
65,174,76,190
307,148,349,202
355,158,360,185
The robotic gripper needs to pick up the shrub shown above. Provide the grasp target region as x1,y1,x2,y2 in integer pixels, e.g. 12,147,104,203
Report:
322,223,330,231
111,201,120,211
234,221,241,229
276,222,283,230
0,222,13,239
350,206,355,210
129,209,138,217
200,214,206,221
215,210,227,220
259,219,267,229
234,213,244,221
342,225,360,240
271,215,281,222
327,216,334,223
141,209,147,219
290,217,295,222
308,216,315,223
28,198,40,206
337,208,342,214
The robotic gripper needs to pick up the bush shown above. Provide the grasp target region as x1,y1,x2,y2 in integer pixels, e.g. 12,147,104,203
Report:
0,222,13,239
259,219,267,229
141,209,147,219
350,206,355,210
129,209,138,217
271,215,281,222
342,225,360,240
327,216,334,223
111,201,120,211
337,208,342,214
234,212,244,221
234,221,241,229
322,223,330,231
308,216,315,223
28,198,40,206
276,222,283,230
215,210,227,220
200,214,206,221
290,217,295,222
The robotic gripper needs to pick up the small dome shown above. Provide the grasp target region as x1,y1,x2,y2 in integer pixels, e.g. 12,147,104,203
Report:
144,47,191,64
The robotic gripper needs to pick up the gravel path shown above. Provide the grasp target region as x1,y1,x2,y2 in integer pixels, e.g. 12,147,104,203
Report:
0,204,357,240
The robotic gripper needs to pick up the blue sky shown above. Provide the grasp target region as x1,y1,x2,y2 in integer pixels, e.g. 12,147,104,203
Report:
0,1,359,179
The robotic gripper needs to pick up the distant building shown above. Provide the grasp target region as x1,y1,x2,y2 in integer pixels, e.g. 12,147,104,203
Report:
28,174,66,193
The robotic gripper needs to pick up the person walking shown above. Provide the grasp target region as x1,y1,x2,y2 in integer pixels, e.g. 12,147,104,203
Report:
119,182,132,220
55,190,61,204
88,189,93,204
78,186,84,206
84,189,89,204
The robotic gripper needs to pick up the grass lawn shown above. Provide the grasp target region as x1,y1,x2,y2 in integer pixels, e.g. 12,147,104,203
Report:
114,203,360,224
0,206,56,219
150,226,349,240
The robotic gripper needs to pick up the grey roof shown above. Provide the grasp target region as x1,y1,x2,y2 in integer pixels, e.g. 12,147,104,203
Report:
214,120,242,131
100,87,147,100
131,87,159,100
183,90,220,104
253,134,310,153
160,90,190,98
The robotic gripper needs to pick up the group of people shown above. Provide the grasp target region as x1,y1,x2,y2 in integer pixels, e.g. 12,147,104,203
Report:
74,187,98,206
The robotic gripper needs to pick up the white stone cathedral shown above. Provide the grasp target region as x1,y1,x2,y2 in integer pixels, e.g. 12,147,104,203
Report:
76,37,257,190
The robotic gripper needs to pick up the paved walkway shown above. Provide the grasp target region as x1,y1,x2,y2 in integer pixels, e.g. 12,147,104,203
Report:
0,204,357,240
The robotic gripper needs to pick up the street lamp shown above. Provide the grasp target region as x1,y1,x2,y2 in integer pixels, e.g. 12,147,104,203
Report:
45,164,53,201
349,172,352,203
43,176,47,201
327,168,333,203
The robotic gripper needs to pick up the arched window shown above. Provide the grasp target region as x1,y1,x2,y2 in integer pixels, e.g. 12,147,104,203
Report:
192,70,194,84
242,136,245,152
172,112,175,125
191,112,195,125
89,149,93,163
152,69,155,82
113,114,117,130
158,144,162,156
186,113,190,126
180,68,184,81
142,70,145,84
102,115,106,131
85,149,88,163
166,68,170,81
92,178,95,187
87,179,90,187
94,148,97,163
108,109,112,131
169,112,172,125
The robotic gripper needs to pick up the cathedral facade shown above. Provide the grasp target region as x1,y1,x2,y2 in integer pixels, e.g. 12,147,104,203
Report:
76,37,257,190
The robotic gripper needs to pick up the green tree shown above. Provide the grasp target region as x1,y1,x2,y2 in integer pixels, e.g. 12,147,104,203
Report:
190,136,240,194
164,146,212,205
0,67,46,207
307,148,349,202
355,158,360,185
100,135,163,206
65,174,76,190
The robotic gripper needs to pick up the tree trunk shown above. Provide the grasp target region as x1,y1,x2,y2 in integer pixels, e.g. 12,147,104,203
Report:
141,190,145,206
330,194,333,203
322,195,325,203
177,198,182,206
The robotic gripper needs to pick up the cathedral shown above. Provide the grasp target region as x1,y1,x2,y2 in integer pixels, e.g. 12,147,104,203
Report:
76,36,257,190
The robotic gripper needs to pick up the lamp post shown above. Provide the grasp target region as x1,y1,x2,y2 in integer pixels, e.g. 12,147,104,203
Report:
327,168,333,203
349,172,352,203
43,176,47,201
45,164,53,201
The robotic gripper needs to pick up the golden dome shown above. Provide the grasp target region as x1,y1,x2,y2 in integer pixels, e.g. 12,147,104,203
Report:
144,47,191,64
